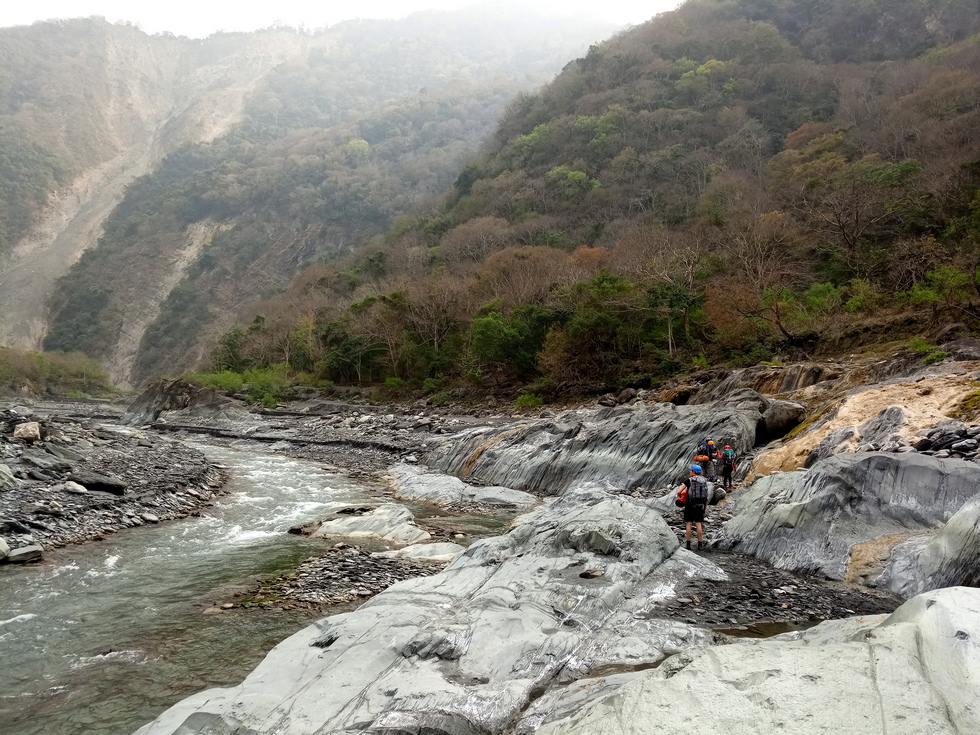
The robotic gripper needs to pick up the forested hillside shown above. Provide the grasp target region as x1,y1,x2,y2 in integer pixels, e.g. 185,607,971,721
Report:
217,0,980,399
0,11,607,385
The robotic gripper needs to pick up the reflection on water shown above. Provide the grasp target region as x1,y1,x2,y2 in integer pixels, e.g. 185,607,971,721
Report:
714,619,822,638
0,443,370,735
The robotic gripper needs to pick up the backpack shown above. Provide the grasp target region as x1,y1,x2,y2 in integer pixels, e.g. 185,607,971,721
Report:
723,448,737,468
687,476,709,505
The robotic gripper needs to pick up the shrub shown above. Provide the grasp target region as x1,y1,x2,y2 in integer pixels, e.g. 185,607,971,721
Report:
184,370,244,392
515,392,544,408
422,374,448,393
384,377,406,392
692,354,710,370
261,392,278,408
922,350,948,365
907,337,933,354
0,347,115,396
242,363,291,403
430,391,450,407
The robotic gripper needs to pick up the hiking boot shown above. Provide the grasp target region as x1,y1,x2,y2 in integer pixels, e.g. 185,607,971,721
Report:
685,540,691,550
697,541,705,551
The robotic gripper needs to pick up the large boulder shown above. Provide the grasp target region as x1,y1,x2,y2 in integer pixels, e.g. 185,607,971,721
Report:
134,488,723,735
535,587,980,735
4,545,43,563
717,452,980,594
426,393,767,495
758,399,807,442
122,378,250,426
306,503,431,545
12,421,41,441
67,469,129,496
0,537,9,560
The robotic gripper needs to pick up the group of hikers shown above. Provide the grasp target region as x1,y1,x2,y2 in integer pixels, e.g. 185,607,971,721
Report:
675,439,738,551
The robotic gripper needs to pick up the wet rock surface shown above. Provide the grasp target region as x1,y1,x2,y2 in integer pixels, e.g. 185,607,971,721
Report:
664,550,902,627
0,403,225,560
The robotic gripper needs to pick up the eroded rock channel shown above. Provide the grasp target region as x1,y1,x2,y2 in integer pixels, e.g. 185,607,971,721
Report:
2,368,979,735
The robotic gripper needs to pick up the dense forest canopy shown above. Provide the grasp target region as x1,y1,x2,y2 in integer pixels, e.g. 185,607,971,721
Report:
212,0,980,399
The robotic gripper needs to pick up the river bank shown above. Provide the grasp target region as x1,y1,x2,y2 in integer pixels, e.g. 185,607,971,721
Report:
1,403,225,562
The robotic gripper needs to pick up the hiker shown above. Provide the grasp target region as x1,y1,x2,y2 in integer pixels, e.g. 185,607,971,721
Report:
693,451,711,472
676,464,709,550
720,445,738,490
705,440,719,482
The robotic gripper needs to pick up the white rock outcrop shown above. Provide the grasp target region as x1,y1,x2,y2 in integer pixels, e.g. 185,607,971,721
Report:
372,542,466,563
537,586,980,735
309,503,431,545
12,422,41,442
389,463,537,507
134,487,722,735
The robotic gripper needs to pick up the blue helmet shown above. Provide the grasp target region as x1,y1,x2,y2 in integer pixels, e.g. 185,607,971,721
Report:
690,465,703,474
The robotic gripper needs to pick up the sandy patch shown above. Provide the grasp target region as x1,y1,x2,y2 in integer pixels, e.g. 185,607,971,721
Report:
845,532,923,585
751,368,980,476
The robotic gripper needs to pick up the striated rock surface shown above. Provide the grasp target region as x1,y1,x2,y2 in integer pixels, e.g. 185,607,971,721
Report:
536,586,980,735
426,392,772,496
122,378,251,426
134,487,724,735
717,452,980,593
877,496,980,597
389,462,537,507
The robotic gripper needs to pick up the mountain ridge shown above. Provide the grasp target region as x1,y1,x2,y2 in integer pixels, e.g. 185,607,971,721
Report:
0,12,610,386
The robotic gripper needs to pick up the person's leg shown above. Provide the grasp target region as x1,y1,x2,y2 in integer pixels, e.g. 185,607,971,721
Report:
696,522,703,543
685,521,692,548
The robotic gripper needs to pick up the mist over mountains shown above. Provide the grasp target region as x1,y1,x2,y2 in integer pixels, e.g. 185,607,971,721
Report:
0,9,612,385
4,0,980,397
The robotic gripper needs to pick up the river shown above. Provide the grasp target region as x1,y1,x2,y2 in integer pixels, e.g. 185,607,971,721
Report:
0,441,373,735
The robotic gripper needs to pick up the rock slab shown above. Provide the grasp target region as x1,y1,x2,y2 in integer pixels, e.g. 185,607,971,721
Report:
134,487,722,735
718,452,980,594
536,586,980,735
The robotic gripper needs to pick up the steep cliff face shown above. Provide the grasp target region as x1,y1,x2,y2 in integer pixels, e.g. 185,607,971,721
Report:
0,21,311,368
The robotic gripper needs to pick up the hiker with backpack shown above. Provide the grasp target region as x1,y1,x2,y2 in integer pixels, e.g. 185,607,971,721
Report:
675,464,709,550
705,440,719,482
720,445,738,490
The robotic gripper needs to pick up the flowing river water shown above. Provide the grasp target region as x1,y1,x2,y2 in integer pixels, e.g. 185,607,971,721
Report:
0,441,376,735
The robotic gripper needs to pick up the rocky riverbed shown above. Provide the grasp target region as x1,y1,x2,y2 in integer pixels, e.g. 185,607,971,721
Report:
7,363,980,735
0,404,225,563
221,543,447,612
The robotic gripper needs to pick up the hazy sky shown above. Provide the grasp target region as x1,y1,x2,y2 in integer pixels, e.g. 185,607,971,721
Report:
0,1,684,37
